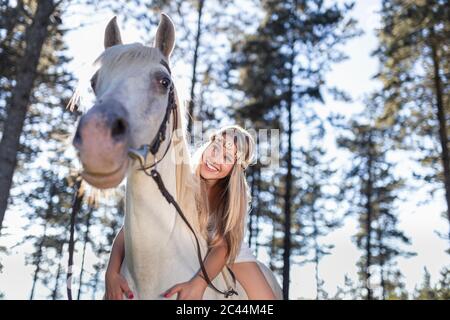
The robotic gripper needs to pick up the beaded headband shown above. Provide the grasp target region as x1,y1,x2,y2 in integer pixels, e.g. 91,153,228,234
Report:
212,133,250,170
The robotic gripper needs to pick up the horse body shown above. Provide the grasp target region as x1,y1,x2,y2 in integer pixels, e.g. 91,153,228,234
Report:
73,13,280,300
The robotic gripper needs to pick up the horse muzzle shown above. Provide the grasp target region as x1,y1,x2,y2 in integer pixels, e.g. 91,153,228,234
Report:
73,99,130,189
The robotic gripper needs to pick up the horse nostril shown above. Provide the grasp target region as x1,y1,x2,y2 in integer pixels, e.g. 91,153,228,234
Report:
111,118,127,139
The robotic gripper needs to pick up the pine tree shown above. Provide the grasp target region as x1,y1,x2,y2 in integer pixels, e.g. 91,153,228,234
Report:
333,274,363,300
77,205,93,300
382,269,409,300
21,172,80,299
227,0,358,299
338,99,415,300
294,135,341,300
413,266,450,300
414,267,438,299
29,181,57,300
50,241,65,300
374,0,450,245
0,0,62,229
435,266,450,299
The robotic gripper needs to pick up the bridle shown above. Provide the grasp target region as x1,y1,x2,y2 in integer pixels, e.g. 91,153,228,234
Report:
127,60,238,299
68,60,237,300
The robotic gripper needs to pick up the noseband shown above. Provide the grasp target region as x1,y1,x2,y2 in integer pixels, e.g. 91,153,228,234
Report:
127,61,238,299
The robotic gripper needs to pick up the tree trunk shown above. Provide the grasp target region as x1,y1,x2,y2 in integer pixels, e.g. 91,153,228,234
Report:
282,111,293,299
52,244,64,300
282,48,294,301
91,265,101,300
30,182,56,299
379,255,386,300
377,225,386,300
365,131,374,300
67,179,83,300
269,224,276,271
429,29,450,245
0,0,56,230
312,212,320,300
187,0,205,135
29,224,46,300
77,207,93,300
254,166,261,255
248,167,256,247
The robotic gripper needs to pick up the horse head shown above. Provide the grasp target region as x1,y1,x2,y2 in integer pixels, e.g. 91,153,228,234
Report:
73,14,177,189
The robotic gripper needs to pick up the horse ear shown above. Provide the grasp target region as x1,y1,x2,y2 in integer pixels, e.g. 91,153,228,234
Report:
154,13,175,59
104,17,123,49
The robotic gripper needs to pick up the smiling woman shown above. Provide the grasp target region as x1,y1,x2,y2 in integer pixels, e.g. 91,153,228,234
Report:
186,125,280,299
193,126,255,265
200,134,238,180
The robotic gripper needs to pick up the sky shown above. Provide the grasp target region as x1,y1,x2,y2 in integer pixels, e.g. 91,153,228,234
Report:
0,0,449,300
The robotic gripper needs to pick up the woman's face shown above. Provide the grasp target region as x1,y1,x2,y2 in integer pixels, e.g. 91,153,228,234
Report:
200,135,236,182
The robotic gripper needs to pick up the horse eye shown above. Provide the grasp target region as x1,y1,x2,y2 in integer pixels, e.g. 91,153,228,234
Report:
159,78,171,89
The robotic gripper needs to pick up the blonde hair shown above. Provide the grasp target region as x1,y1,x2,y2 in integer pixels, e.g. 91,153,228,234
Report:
192,125,256,264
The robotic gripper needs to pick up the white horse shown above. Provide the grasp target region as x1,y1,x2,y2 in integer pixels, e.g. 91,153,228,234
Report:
73,13,282,300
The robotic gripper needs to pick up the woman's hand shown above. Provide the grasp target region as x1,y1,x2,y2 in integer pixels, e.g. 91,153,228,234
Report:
105,271,134,300
164,276,208,300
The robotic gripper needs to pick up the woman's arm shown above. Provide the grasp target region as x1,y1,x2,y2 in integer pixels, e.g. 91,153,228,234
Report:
106,227,125,274
164,238,229,299
193,238,229,286
105,227,134,299
230,262,276,299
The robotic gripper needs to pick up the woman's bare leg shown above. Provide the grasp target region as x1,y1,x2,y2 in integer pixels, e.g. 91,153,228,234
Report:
230,262,276,300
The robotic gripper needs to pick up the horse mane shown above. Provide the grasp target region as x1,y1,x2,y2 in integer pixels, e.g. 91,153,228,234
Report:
172,82,202,230
94,43,160,73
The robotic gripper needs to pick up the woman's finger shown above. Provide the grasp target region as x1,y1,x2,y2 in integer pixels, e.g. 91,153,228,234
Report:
164,284,182,298
113,290,123,300
120,279,134,299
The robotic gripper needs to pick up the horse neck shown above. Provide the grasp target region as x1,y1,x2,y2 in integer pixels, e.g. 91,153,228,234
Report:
125,142,177,231
123,134,200,247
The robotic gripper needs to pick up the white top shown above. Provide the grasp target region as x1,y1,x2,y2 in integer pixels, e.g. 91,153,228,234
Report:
207,219,256,264
234,242,256,263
